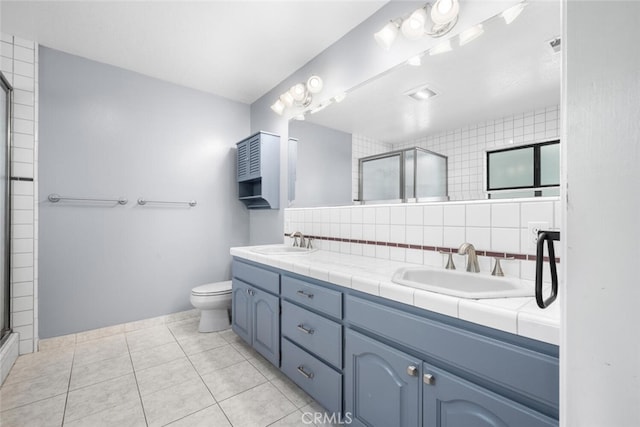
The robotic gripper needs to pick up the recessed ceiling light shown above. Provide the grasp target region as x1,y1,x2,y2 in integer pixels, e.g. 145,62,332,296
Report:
405,85,437,101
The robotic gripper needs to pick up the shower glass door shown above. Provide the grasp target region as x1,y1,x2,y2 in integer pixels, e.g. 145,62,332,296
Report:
0,73,11,343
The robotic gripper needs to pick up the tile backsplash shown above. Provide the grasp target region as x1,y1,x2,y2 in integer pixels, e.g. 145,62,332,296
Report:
284,198,561,282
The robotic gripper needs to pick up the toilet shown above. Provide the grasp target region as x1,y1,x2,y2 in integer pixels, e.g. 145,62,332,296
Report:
190,280,232,332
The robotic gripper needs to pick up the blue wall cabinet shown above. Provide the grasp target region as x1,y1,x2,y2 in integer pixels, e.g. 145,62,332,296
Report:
422,364,556,427
345,329,421,427
236,131,280,209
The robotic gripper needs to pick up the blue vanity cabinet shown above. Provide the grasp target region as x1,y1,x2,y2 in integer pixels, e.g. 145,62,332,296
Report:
344,329,421,427
231,260,280,366
280,274,344,415
422,363,556,427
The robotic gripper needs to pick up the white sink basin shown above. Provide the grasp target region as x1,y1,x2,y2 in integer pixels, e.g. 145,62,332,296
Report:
392,267,534,299
251,245,318,255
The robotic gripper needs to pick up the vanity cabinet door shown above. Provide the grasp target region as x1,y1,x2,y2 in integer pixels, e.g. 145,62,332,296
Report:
344,329,420,427
423,363,556,427
251,287,280,366
231,278,280,367
231,279,252,344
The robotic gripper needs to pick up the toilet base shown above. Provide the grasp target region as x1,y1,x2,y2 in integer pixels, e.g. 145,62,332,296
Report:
198,308,231,333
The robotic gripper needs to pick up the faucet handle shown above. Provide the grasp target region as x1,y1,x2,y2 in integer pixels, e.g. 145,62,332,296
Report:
491,256,515,276
306,238,313,249
439,251,456,270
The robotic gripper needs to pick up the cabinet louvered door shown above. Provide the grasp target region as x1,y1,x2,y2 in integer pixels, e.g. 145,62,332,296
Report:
247,136,261,180
237,140,249,181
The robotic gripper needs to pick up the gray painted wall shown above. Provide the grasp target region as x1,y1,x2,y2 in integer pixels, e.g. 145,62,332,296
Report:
289,121,351,207
39,47,250,338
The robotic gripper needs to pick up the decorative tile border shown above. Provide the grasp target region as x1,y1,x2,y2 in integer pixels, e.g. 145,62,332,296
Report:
285,233,560,263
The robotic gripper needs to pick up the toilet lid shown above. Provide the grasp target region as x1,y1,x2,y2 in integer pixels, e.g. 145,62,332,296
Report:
192,280,232,296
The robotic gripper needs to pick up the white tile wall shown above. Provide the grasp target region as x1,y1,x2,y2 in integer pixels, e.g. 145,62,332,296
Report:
352,106,560,201
1,33,38,355
284,197,561,282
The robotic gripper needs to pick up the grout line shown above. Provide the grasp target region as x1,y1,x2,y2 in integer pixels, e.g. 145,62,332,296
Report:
59,345,76,426
124,336,150,427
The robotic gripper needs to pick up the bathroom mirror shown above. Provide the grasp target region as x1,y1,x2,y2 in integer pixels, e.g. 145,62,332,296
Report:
289,0,561,207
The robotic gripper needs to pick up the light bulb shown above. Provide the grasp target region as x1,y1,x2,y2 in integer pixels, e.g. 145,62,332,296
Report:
374,21,399,50
501,2,526,25
270,99,285,115
431,0,459,25
289,83,307,102
401,8,427,40
306,75,323,94
280,92,294,107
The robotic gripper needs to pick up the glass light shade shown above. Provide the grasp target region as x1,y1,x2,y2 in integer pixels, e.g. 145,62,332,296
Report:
459,24,484,46
429,39,452,55
289,83,307,102
501,3,526,25
306,75,323,94
431,0,459,25
401,8,427,40
279,92,294,107
270,99,285,115
374,21,399,50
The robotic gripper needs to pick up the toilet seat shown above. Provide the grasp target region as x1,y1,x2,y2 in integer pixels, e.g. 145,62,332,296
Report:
192,280,232,296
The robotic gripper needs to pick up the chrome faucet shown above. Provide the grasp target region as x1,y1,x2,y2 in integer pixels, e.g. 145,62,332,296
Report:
458,242,480,273
290,231,305,247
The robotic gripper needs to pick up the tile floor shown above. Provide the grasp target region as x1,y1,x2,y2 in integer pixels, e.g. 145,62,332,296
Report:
0,314,335,427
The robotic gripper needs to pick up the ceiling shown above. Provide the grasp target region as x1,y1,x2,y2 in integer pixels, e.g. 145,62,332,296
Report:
306,1,561,142
1,0,387,104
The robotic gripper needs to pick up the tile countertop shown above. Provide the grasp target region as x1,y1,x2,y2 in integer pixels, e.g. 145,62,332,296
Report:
230,245,560,346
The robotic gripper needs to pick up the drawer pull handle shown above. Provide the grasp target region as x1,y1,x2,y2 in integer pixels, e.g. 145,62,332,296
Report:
423,373,435,385
296,290,314,299
297,324,314,335
297,365,314,379
407,365,418,377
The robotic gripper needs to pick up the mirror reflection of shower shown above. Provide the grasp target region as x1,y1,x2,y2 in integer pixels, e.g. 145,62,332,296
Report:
0,72,11,344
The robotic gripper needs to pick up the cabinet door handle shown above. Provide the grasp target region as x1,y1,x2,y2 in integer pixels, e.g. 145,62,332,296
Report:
296,290,314,299
407,365,419,377
297,365,314,379
423,373,435,385
297,324,314,335
246,289,255,296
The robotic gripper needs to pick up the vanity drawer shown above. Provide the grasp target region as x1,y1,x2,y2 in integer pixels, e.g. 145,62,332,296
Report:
281,338,342,414
232,260,279,295
281,276,342,319
282,301,342,369
345,295,559,412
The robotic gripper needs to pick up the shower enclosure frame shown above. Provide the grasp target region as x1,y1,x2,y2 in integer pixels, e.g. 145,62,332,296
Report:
0,72,12,346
